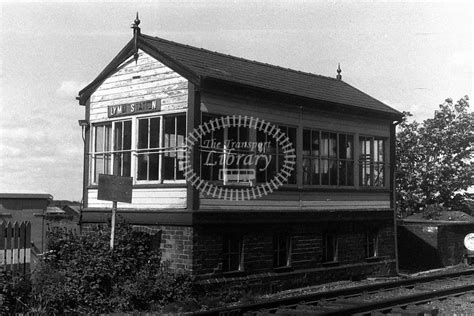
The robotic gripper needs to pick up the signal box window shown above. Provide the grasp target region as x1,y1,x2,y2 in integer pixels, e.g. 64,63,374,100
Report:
223,234,243,272
256,125,297,185
163,115,186,180
91,113,185,185
92,124,111,184
91,120,131,184
360,137,386,187
137,117,161,181
273,232,291,268
201,115,296,186
303,130,354,186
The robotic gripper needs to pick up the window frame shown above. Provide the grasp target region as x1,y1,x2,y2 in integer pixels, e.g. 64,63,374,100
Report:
365,229,379,258
302,128,355,187
222,234,244,273
90,123,112,184
90,119,132,184
89,111,187,186
323,233,338,263
200,113,298,187
273,232,292,268
359,136,387,188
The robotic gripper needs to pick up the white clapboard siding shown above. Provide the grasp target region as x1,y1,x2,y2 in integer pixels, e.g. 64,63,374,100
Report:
89,50,188,122
201,92,390,137
200,190,391,210
88,188,187,209
200,199,390,211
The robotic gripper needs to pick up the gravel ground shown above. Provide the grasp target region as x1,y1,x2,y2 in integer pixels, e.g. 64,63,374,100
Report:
249,265,474,314
257,264,474,302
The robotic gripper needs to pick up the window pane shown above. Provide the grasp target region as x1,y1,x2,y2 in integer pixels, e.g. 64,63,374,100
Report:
94,155,104,181
347,161,354,186
303,129,311,153
227,126,238,144
149,153,159,180
329,133,337,157
164,116,175,147
312,158,320,185
163,156,175,179
287,127,297,150
137,155,148,180
321,132,329,157
123,121,132,150
312,130,320,156
113,153,122,175
374,163,384,186
239,126,249,142
338,134,346,159
303,158,311,185
150,118,160,148
123,152,131,177
95,126,104,152
377,140,385,162
339,160,347,185
346,135,353,159
138,119,149,149
114,122,123,151
321,159,329,185
176,115,186,147
329,159,337,185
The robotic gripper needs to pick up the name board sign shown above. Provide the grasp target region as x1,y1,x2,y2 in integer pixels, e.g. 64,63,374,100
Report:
108,99,161,118
97,174,133,203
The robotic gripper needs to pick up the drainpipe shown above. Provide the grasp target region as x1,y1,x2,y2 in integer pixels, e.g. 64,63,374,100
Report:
392,120,402,275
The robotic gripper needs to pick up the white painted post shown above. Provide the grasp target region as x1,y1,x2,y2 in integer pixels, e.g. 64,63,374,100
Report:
110,201,117,250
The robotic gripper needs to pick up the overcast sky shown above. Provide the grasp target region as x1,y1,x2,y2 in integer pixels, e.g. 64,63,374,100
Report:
0,1,472,201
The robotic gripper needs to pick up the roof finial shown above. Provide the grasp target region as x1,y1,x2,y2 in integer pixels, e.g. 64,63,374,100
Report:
131,12,141,64
336,63,342,80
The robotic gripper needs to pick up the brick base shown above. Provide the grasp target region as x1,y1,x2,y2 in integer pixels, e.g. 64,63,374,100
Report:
82,218,396,294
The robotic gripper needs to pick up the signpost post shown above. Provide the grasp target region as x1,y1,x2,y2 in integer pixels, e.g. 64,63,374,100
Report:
97,174,133,250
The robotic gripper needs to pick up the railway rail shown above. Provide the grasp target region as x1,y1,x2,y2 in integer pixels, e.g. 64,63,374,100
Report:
194,269,474,315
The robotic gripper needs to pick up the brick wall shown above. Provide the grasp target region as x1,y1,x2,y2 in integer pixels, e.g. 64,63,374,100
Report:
157,225,193,270
438,223,474,266
398,221,474,271
81,219,396,294
192,220,396,293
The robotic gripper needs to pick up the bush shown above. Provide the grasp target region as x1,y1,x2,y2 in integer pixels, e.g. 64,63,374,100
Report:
0,271,31,314
29,224,193,314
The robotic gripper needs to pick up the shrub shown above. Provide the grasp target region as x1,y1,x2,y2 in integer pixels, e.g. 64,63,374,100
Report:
30,224,193,314
0,271,31,314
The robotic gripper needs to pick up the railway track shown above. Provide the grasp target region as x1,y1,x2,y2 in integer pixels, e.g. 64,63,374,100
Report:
194,269,474,315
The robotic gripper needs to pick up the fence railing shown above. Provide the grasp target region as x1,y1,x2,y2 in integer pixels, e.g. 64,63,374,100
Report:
0,221,31,274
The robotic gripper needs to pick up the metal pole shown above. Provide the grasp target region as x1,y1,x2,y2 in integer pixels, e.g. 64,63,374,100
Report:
110,201,117,250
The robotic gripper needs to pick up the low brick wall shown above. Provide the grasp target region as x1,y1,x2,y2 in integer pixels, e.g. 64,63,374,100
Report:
397,220,474,270
195,260,396,295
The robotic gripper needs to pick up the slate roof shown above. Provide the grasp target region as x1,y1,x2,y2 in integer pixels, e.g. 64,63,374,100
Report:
79,33,402,118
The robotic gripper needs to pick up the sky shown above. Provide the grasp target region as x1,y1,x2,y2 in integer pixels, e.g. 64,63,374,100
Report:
0,1,472,201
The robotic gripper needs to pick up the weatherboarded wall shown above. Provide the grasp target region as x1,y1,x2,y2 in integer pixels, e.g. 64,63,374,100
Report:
87,50,188,210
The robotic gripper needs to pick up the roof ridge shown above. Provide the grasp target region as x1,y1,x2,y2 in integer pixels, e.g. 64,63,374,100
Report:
140,33,340,82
